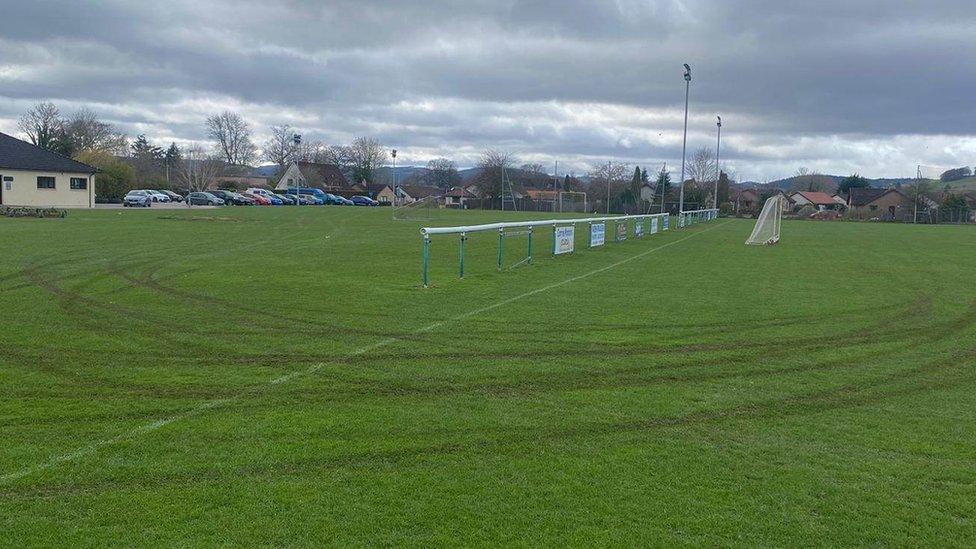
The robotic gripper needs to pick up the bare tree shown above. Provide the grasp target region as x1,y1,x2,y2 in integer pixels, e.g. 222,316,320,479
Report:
520,162,546,174
475,149,518,199
348,137,389,184
179,144,224,192
426,158,460,189
263,124,297,167
317,144,352,167
789,169,836,193
207,111,257,165
588,161,630,213
18,102,64,151
64,108,128,155
687,147,715,184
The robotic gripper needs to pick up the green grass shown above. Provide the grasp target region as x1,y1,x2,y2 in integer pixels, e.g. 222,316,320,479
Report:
1,207,975,546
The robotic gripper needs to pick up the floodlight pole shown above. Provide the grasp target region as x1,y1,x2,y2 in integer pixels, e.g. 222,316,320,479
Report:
679,63,691,219
606,160,611,214
391,149,397,219
292,134,301,205
714,116,721,209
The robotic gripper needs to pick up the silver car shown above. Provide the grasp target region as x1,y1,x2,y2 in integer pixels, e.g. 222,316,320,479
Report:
123,190,152,207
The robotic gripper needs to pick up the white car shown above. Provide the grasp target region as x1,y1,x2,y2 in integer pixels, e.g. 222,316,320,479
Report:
147,190,171,203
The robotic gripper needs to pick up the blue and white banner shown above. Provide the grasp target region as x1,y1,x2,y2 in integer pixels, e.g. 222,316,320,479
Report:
663,215,670,231
650,217,658,234
590,223,605,247
634,220,644,238
554,226,575,254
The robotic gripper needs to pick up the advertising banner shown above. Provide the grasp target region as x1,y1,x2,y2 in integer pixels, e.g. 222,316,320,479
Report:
634,220,644,238
663,215,670,231
590,223,605,247
650,217,658,234
616,222,627,241
554,226,575,254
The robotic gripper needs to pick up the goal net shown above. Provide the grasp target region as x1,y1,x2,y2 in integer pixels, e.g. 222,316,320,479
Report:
393,196,437,220
745,195,784,245
556,192,587,213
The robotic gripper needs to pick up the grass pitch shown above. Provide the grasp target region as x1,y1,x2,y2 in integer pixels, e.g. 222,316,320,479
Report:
1,208,975,546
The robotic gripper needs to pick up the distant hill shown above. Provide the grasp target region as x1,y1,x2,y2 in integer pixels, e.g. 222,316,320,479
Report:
765,174,920,191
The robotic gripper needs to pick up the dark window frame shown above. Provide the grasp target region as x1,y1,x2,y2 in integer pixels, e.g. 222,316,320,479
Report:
70,177,87,190
37,176,56,189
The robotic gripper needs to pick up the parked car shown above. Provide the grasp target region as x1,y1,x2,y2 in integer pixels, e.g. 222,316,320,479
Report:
147,190,171,203
337,196,355,206
240,192,271,205
123,190,153,207
323,193,346,205
296,194,319,205
351,195,379,206
274,193,298,205
186,192,225,206
284,187,328,204
159,190,184,203
211,190,254,205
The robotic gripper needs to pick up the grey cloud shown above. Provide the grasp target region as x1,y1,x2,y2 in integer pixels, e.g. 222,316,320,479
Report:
0,0,974,179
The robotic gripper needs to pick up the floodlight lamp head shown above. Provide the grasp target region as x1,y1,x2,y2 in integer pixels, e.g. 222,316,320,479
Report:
683,63,691,81
392,149,397,158
717,116,722,127
293,134,301,145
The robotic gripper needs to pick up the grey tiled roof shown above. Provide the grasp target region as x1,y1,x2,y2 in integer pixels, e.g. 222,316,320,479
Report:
0,132,96,173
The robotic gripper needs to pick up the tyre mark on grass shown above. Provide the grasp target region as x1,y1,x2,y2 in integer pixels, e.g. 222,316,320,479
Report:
0,221,731,484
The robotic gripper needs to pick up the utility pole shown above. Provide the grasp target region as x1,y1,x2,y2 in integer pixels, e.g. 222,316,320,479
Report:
714,116,722,210
391,149,397,219
606,160,611,214
679,63,692,214
660,162,667,214
292,134,301,206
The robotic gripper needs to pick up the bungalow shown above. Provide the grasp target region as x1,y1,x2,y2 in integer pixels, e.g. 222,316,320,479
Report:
273,161,349,192
789,191,841,211
444,186,478,208
398,184,441,204
848,187,911,220
366,183,396,205
0,132,97,208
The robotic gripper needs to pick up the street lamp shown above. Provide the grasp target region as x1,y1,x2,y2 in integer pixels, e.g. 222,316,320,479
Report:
714,115,722,209
391,149,398,214
679,63,691,217
292,134,301,205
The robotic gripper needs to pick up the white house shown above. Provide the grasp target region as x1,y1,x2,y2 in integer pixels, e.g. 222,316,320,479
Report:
0,132,97,208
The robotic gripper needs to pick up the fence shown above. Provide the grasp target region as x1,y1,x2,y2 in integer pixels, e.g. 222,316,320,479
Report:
419,208,719,287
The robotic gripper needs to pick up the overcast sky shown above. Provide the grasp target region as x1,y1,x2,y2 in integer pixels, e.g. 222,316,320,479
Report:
1,0,974,180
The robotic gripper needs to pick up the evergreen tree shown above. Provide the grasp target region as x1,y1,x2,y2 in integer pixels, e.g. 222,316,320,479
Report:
131,135,164,184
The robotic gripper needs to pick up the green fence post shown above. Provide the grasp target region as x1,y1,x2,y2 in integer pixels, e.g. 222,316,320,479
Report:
459,232,466,279
527,226,533,264
422,234,430,288
497,228,504,271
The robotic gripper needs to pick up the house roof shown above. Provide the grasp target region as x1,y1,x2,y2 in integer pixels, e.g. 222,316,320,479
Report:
293,161,348,189
849,187,898,207
792,191,837,205
400,185,441,198
0,132,96,174
524,189,559,200
445,186,476,198
366,183,392,195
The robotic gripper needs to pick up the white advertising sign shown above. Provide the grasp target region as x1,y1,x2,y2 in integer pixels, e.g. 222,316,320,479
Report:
634,221,644,238
554,226,575,254
650,217,658,234
590,223,605,247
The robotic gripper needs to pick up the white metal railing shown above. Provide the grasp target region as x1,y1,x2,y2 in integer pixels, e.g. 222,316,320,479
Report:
419,209,719,287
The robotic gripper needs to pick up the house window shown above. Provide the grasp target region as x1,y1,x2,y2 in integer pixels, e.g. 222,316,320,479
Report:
37,176,55,189
869,205,878,211
70,177,87,190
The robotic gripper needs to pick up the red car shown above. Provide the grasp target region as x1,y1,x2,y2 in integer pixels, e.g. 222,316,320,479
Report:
241,192,271,205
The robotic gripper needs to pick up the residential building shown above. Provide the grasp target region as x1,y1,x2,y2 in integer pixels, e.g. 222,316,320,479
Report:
789,191,842,211
366,183,396,204
398,184,442,204
273,161,349,192
0,132,97,208
444,186,478,208
848,187,911,220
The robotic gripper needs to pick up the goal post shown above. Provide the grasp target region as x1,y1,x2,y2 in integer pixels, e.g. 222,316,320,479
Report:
745,195,785,245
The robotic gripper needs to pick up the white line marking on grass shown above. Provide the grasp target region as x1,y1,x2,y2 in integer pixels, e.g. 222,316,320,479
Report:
0,221,730,484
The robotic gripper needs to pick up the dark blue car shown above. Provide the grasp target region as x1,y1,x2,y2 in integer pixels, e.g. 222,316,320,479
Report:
351,195,378,206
